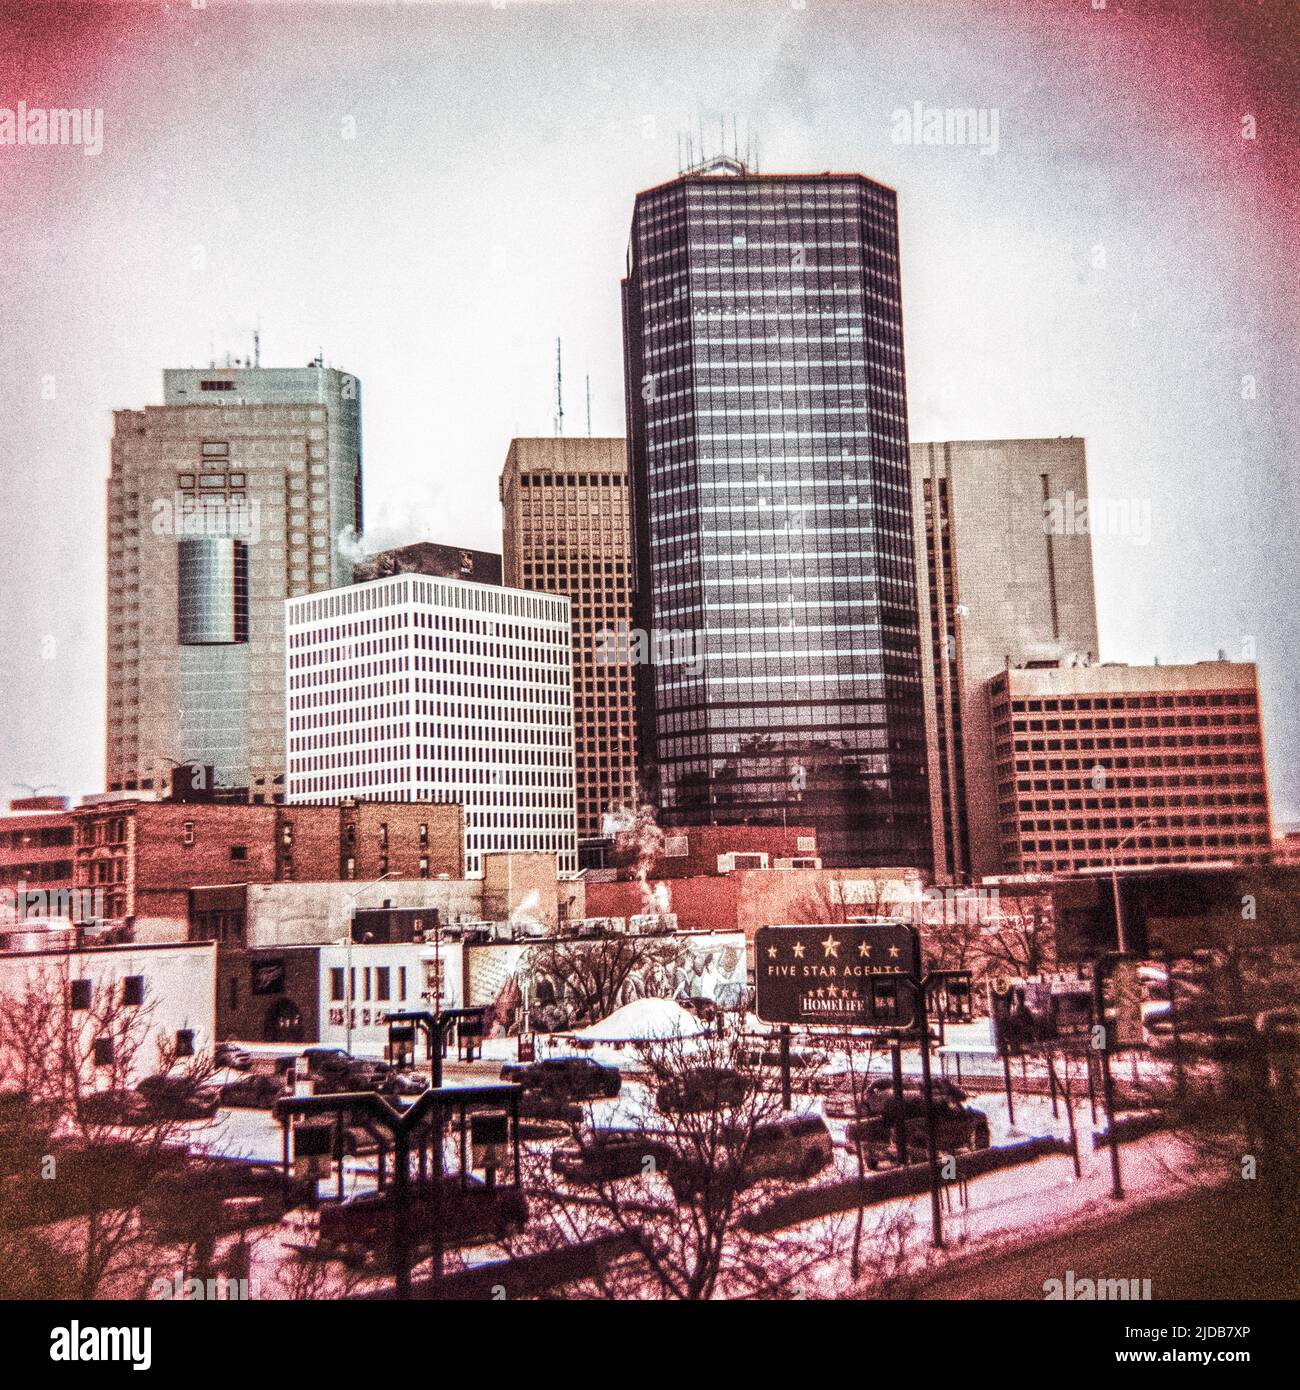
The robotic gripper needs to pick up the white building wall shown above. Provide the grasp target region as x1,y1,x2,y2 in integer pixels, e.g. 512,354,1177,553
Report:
0,941,217,1089
315,940,464,1056
285,575,577,875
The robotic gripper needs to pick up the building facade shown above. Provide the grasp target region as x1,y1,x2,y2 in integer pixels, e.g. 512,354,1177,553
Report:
107,365,362,802
911,438,1100,881
285,574,578,874
988,661,1272,875
0,940,217,1088
0,798,463,942
622,164,930,868
499,437,638,847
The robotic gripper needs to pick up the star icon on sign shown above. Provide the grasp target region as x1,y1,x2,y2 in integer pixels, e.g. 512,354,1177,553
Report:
821,933,840,958
767,946,777,959
888,945,900,959
858,941,872,957
792,941,806,959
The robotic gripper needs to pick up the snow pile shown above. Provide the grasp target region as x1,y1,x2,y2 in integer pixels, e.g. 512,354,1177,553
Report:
567,998,708,1043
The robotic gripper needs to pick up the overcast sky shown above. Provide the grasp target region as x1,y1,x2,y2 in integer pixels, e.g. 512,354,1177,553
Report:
1,0,1296,822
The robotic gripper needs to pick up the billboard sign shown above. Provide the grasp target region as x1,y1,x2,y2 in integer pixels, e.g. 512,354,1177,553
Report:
754,923,920,1028
989,973,1095,1053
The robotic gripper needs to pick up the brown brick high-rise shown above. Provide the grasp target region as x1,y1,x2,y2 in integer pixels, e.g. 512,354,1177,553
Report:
500,438,637,849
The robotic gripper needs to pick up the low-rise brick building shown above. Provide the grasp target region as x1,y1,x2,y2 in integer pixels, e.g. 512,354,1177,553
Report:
0,796,463,942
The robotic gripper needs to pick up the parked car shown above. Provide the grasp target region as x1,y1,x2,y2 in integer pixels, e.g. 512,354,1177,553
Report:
500,1056,621,1100
655,1065,749,1113
136,1074,221,1121
381,1068,431,1097
339,1060,393,1093
318,1175,528,1261
848,1098,990,1168
856,1073,973,1117
218,1073,287,1110
301,1047,353,1080
550,1128,674,1185
670,1113,834,1199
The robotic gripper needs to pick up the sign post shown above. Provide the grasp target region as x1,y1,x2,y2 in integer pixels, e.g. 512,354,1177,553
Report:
756,924,947,1248
754,923,920,1028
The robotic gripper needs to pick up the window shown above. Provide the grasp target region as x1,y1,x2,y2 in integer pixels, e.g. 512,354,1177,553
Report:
230,844,247,862
330,967,345,1002
93,1037,114,1066
122,975,145,1006
176,1029,195,1058
229,977,239,1009
375,967,390,1002
69,978,93,1010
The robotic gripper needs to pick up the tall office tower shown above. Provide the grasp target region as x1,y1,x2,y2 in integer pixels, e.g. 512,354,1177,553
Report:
285,573,578,876
911,439,1100,881
107,366,362,803
622,162,930,869
499,437,637,853
988,661,1272,874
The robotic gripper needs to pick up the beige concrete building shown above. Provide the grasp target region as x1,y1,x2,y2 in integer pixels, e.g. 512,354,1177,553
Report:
107,366,362,802
988,660,1273,875
499,438,637,850
911,439,1100,881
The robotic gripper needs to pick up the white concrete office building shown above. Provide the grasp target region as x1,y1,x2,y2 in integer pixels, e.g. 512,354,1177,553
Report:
286,574,577,875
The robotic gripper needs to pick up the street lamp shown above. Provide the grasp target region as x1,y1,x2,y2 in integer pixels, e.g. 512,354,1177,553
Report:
341,871,394,1055
1107,817,1161,954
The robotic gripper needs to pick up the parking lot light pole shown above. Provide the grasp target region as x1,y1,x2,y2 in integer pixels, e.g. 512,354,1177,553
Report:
342,871,394,1055
1107,817,1158,955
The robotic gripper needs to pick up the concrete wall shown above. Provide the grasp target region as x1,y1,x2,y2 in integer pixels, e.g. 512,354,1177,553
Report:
241,879,483,948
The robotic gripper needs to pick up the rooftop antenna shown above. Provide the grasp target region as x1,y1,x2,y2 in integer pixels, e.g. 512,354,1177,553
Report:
554,337,564,437
253,324,261,369
586,374,592,437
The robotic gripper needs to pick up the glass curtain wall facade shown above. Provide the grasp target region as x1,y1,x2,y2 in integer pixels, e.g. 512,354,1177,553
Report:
622,169,930,868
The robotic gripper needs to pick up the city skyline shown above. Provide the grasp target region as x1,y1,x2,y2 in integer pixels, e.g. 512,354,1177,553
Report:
1,0,1296,825
0,0,1296,1320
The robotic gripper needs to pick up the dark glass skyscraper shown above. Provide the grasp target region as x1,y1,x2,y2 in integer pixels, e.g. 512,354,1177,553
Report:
622,163,930,868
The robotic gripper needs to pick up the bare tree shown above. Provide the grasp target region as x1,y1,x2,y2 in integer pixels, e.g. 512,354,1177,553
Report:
523,933,689,1028
507,1032,848,1299
1134,944,1300,1226
0,957,218,1299
974,891,1057,984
